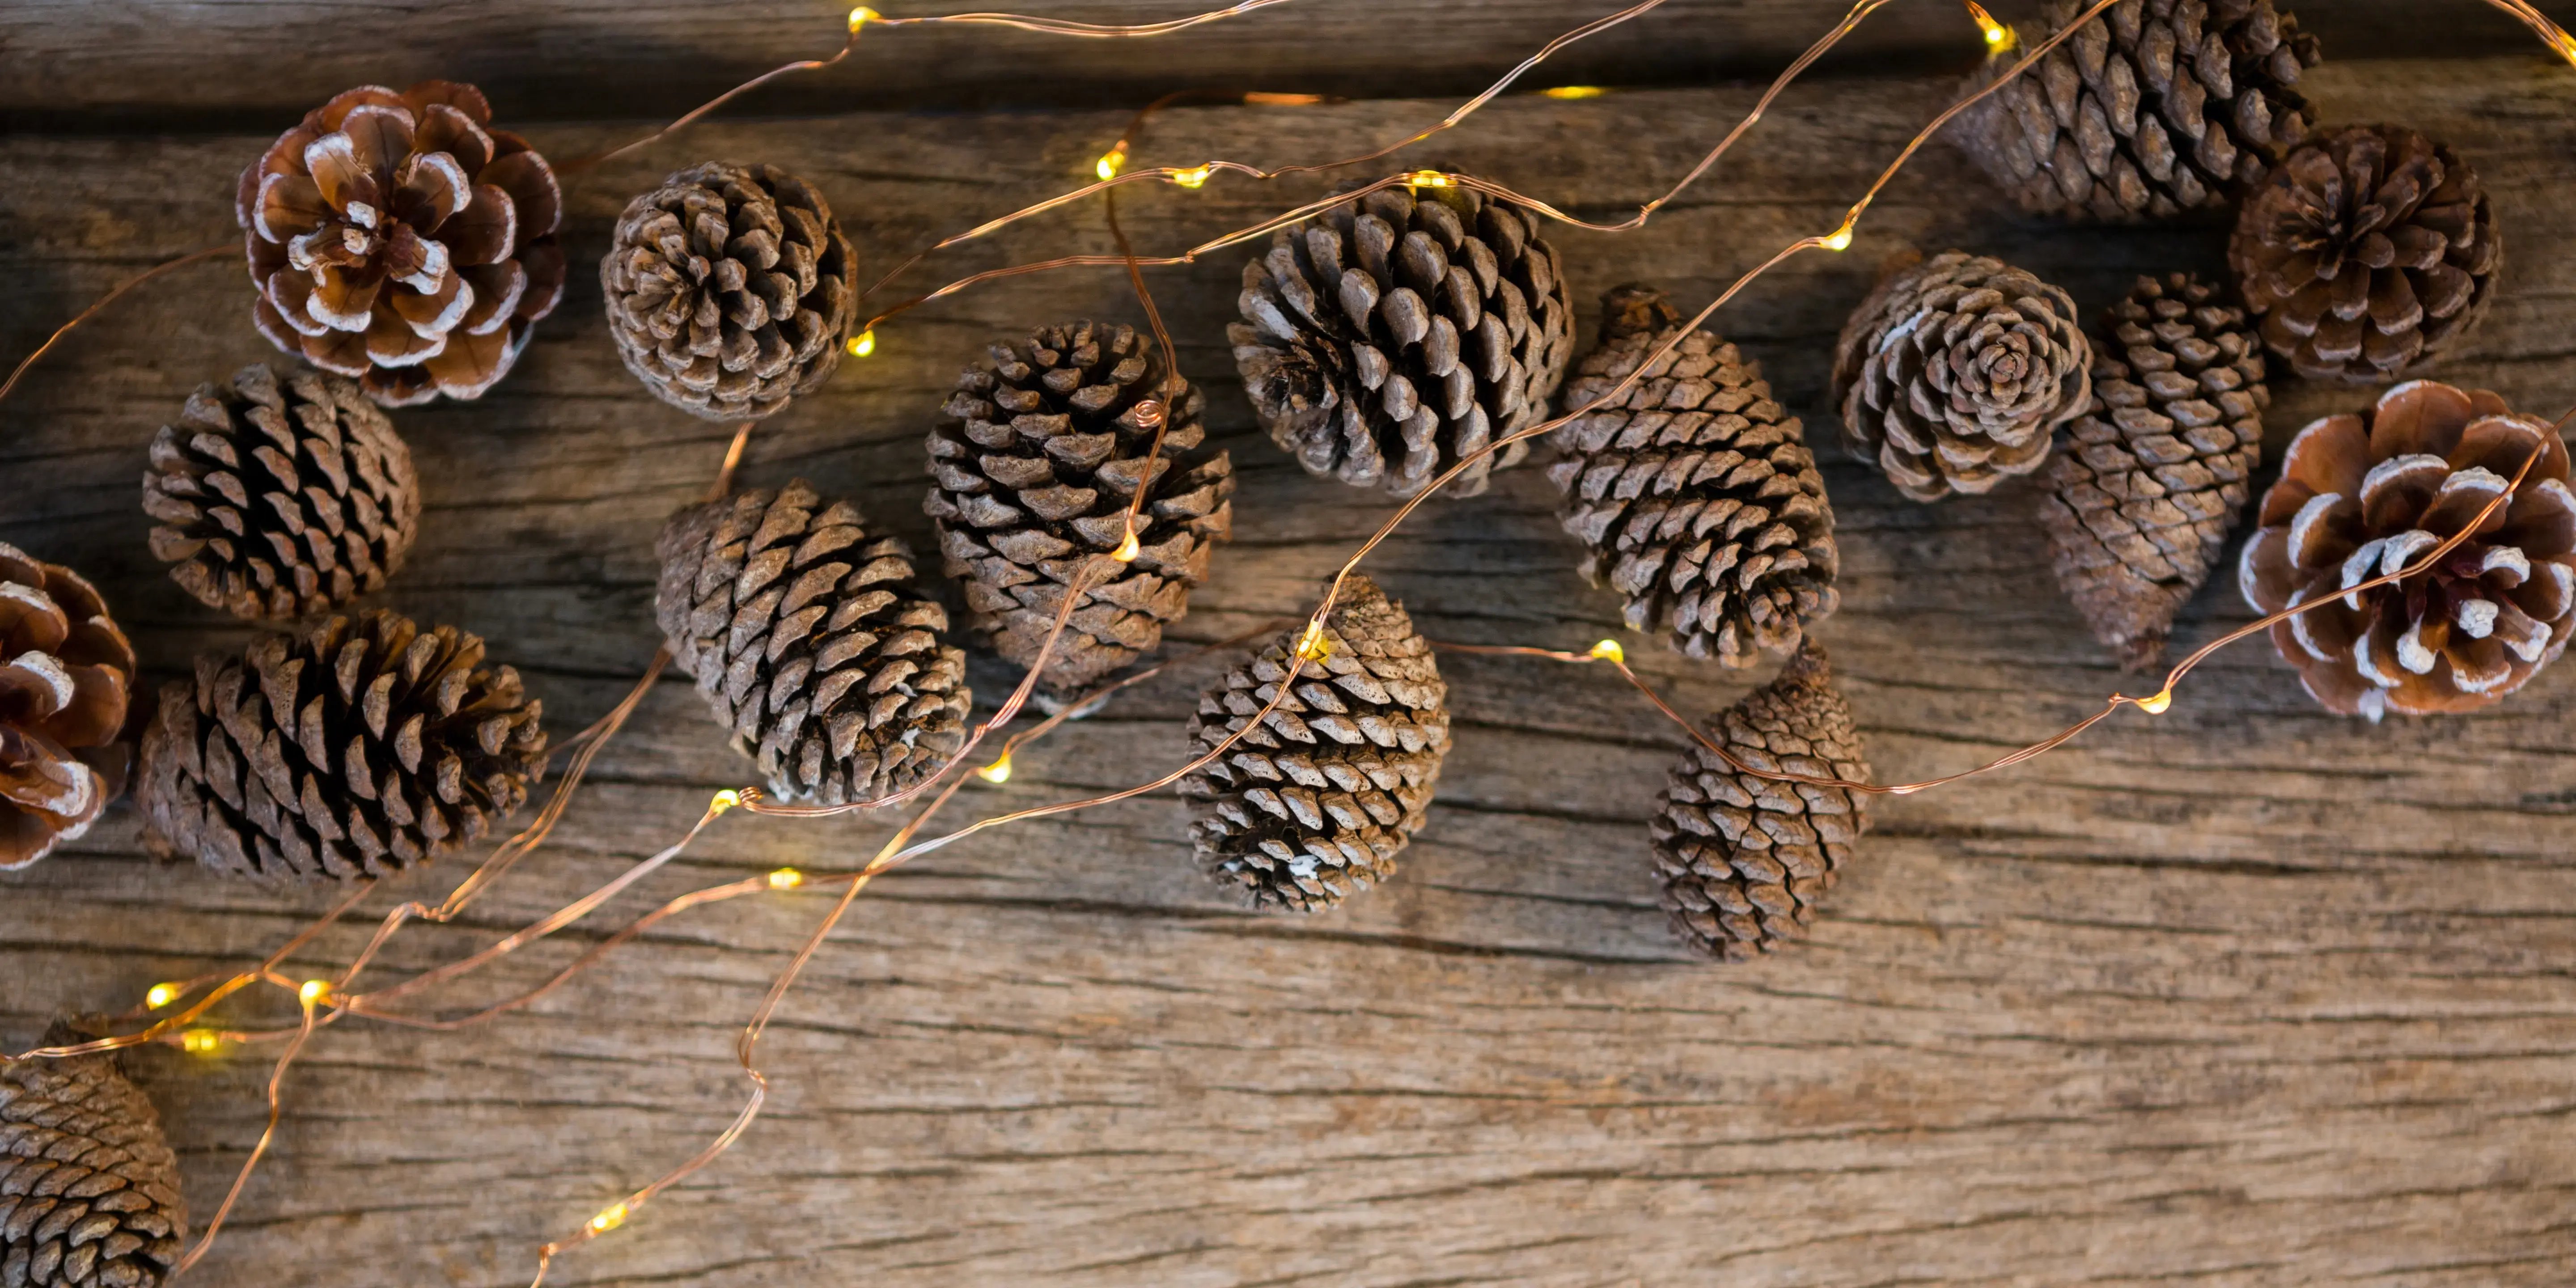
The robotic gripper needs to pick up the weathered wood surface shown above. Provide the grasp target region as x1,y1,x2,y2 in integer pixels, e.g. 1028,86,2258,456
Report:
5,49,2576,1288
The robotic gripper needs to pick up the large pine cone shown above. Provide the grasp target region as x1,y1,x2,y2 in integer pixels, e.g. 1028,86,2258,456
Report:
1953,0,2321,222
1831,250,2092,502
239,81,565,406
2041,274,2268,669
2239,380,2573,718
1550,286,1840,666
603,162,858,421
1230,179,1574,499
656,482,970,805
0,547,136,872
0,1030,188,1288
2230,125,2500,384
1649,641,1871,962
1179,576,1449,912
926,321,1234,696
136,610,547,882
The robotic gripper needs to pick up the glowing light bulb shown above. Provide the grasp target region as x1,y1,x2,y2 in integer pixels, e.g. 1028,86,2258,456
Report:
1588,639,1625,665
846,329,876,359
1110,530,1141,563
1964,1,2012,50
589,1202,629,1234
710,788,741,816
299,979,334,1008
767,867,804,890
1294,622,1332,663
145,983,181,1010
1821,226,1854,252
1171,165,1213,189
2554,25,2576,68
2135,690,2173,715
848,6,880,34
1403,169,1451,190
181,1030,225,1055
1541,85,1605,100
1096,148,1127,181
976,754,1013,785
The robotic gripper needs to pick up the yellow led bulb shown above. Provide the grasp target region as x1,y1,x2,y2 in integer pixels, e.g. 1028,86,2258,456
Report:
1964,1,2012,50
846,329,876,359
145,982,181,1010
976,754,1014,785
848,7,881,34
299,979,334,1008
2135,690,2173,715
1171,165,1213,190
589,1202,630,1234
1821,226,1854,252
1294,622,1332,663
1403,169,1450,190
1096,148,1127,181
1541,85,1605,100
1110,530,1141,563
181,1030,225,1055
709,788,741,816
1588,639,1625,665
767,868,804,890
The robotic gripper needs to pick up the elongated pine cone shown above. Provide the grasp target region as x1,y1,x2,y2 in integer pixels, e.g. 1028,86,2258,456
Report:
2041,274,2269,669
656,482,970,804
0,547,136,872
603,162,858,421
1831,250,2092,502
2239,380,2573,718
239,81,565,405
2230,124,2500,383
1231,179,1574,498
926,320,1234,696
0,1029,188,1288
1550,286,1839,666
136,610,547,881
1179,576,1449,912
1953,0,2321,222
1650,641,1870,962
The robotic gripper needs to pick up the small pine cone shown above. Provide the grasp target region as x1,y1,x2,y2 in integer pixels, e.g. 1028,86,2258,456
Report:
1649,641,1871,962
1953,0,2322,222
603,162,858,421
1230,179,1574,499
136,611,545,882
2041,274,2270,669
1549,286,1840,666
656,482,970,804
1179,576,1449,912
1832,250,2092,502
2229,124,2500,383
0,546,137,872
2239,380,2574,719
926,321,1234,697
0,1028,188,1288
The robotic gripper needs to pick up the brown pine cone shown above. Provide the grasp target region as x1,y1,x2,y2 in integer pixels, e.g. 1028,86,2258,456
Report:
603,162,858,421
0,1028,188,1288
656,481,970,804
1831,250,2092,502
1179,576,1449,912
239,81,565,406
926,321,1233,697
1953,0,2322,222
136,610,547,882
2230,124,2500,383
1230,178,1574,499
1649,641,1871,962
2041,274,2269,669
1549,286,1840,666
0,547,137,872
2239,379,2573,718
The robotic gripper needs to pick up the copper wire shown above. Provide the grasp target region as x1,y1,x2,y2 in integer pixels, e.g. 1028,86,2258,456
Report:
0,243,237,410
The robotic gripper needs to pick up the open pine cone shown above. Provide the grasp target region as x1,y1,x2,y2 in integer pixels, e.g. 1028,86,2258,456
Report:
0,1028,189,1288
0,546,136,872
239,81,565,406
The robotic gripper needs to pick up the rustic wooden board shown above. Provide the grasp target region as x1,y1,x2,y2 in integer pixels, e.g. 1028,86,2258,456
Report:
5,51,2576,1288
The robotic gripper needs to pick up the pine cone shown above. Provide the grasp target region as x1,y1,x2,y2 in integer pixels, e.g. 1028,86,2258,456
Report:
2239,380,2573,718
2229,124,2500,383
1649,641,1871,962
1549,286,1840,666
926,321,1234,697
239,81,565,406
135,610,547,882
1831,250,2092,502
0,547,136,872
0,1029,188,1288
656,482,970,805
603,162,858,421
1954,0,2322,222
1179,576,1449,912
1230,179,1574,499
2041,274,2269,669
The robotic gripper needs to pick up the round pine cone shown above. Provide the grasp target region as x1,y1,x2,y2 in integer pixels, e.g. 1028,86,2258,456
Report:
2230,124,2500,383
1831,250,2092,502
142,364,420,622
239,81,566,406
2239,380,2573,718
136,610,547,882
1230,178,1574,499
1550,286,1840,666
1649,641,1871,962
926,321,1234,697
0,546,137,872
2041,274,2269,669
0,1030,188,1288
1179,576,1449,912
1953,0,2321,222
656,482,970,805
603,162,858,421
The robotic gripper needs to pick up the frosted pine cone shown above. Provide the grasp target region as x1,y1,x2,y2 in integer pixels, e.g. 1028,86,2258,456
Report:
0,547,136,871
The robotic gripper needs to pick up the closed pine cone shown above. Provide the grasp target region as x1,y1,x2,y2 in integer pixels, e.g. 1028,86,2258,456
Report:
926,321,1234,697
2041,274,2269,669
1231,179,1574,499
0,1027,188,1288
1550,286,1839,666
0,546,137,872
1179,576,1449,912
1650,641,1871,962
657,482,970,805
